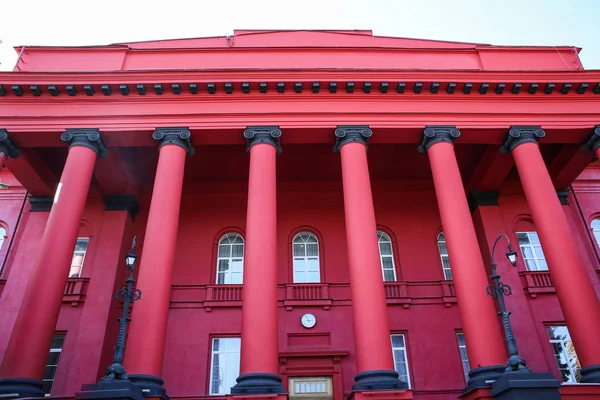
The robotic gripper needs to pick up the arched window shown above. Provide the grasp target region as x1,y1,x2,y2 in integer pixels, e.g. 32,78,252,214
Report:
377,231,397,282
591,219,600,248
217,233,244,284
0,226,6,251
438,232,452,280
292,232,320,283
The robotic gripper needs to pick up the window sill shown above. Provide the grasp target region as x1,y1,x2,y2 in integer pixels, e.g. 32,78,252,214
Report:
519,270,555,298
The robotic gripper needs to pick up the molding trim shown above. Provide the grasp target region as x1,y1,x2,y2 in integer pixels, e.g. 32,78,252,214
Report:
333,125,372,153
103,194,140,220
468,191,500,213
500,126,545,154
581,125,600,153
0,129,20,158
244,126,282,154
61,128,107,157
152,127,194,156
557,189,570,205
418,125,461,153
29,196,53,211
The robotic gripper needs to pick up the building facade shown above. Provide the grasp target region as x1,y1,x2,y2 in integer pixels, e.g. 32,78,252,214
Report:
0,30,599,400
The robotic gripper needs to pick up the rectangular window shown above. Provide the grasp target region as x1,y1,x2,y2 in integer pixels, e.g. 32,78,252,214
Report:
516,232,548,271
70,238,89,278
210,337,241,395
456,333,470,384
390,334,411,388
43,334,65,396
546,325,581,383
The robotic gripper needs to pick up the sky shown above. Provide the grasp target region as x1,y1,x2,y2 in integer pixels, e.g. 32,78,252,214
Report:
1,0,599,71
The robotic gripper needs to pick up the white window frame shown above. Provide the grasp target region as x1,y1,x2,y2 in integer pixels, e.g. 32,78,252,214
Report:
377,231,397,282
591,219,600,248
209,337,241,395
546,325,581,383
292,232,321,283
390,334,411,388
516,232,548,271
456,332,470,384
69,237,89,278
43,334,65,396
216,233,244,284
0,226,6,250
437,232,452,280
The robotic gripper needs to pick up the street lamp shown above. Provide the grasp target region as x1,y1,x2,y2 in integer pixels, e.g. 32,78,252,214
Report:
486,234,530,373
102,236,142,381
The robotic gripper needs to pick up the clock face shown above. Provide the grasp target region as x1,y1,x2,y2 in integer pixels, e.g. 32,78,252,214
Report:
301,313,317,328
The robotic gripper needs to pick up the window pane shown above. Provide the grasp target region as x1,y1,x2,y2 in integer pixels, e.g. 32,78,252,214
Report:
529,232,540,244
307,271,320,283
230,259,243,273
381,257,393,270
525,259,538,271
457,333,466,346
230,272,243,284
379,242,392,256
383,269,396,282
293,259,305,273
533,246,545,259
306,258,320,272
438,241,448,254
306,243,318,257
51,335,65,349
293,243,305,257
444,268,453,281
517,232,529,244
218,259,229,272
231,244,244,258
537,259,548,271
522,247,534,258
217,273,225,284
218,244,230,257
592,219,600,229
293,272,305,283
391,334,404,347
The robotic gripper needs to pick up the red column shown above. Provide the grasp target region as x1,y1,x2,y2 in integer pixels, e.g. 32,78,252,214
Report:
124,128,193,396
420,126,506,388
335,126,406,391
505,126,600,383
231,127,284,394
0,129,105,398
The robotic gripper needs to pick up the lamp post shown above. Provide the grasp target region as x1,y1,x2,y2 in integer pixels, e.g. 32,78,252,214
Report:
102,236,142,381
486,234,530,373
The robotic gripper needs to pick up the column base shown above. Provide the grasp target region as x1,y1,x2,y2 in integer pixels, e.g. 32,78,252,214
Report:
348,389,413,400
128,374,169,399
581,364,600,383
227,394,287,400
0,377,44,399
352,370,408,391
464,365,506,392
231,373,285,395
490,372,560,400
75,379,145,400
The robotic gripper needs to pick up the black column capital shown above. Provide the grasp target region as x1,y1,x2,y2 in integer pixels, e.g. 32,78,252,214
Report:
418,125,461,153
103,194,140,220
0,129,20,158
28,196,53,211
500,126,545,154
581,125,600,153
244,126,282,154
61,128,108,157
152,127,195,156
333,125,372,153
468,191,500,213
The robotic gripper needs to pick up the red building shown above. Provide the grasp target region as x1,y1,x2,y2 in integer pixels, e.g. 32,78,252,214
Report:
0,30,599,400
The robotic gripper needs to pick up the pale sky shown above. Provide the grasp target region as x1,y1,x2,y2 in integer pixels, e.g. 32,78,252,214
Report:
1,0,599,71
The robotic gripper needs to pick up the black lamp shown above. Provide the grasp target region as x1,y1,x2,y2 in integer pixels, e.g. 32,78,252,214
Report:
505,244,518,267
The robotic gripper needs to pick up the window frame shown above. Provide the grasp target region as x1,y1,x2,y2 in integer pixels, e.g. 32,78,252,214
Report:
390,333,411,388
456,332,470,384
69,237,89,278
216,233,245,285
546,325,581,383
516,232,548,271
209,336,241,395
590,218,600,250
437,232,452,280
377,230,397,282
292,232,321,283
43,334,65,396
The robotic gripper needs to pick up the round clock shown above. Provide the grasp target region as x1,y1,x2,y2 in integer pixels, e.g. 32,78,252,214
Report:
301,313,317,329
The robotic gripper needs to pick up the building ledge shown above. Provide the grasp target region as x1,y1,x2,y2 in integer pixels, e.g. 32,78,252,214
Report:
0,277,89,306
519,271,555,298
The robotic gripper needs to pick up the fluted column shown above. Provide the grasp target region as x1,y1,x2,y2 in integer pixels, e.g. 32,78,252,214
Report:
125,128,194,397
0,129,106,398
502,126,600,383
419,126,507,390
231,126,284,395
334,126,406,391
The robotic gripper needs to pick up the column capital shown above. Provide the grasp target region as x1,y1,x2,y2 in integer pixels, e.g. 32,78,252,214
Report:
61,128,107,157
581,125,600,153
103,194,140,220
418,125,461,153
500,126,545,154
333,125,372,153
244,126,282,154
152,127,195,156
0,129,20,158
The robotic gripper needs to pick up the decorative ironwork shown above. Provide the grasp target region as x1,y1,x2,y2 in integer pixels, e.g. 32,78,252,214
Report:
487,234,531,373
418,125,461,153
101,237,141,382
499,126,545,154
61,128,108,157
